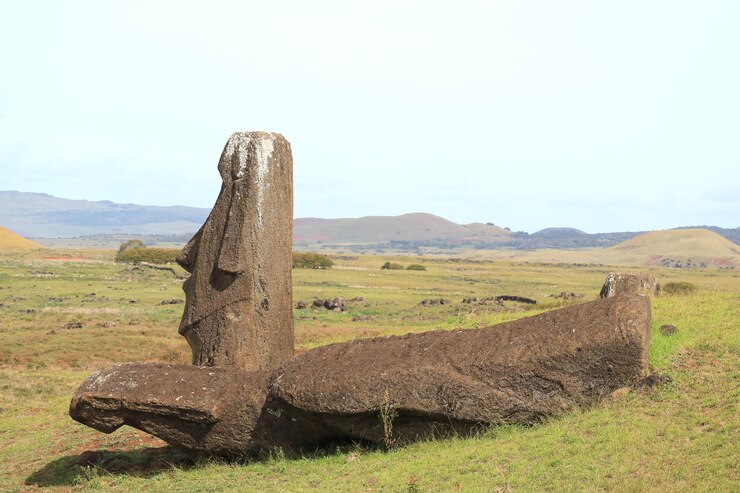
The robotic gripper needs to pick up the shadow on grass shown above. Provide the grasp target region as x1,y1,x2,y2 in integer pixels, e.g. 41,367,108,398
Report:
25,440,375,487
25,446,196,487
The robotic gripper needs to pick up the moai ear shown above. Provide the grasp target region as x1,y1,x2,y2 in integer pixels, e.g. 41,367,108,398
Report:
216,182,247,274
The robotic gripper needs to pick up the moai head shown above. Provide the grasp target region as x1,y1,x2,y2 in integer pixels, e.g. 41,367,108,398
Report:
176,132,294,370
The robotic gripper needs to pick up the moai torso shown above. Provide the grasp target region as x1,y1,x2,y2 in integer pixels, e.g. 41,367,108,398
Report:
177,132,294,370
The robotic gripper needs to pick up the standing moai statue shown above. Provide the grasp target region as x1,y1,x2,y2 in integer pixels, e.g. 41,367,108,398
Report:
176,132,294,371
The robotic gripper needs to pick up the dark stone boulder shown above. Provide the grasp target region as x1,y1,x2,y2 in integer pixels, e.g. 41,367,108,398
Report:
659,324,678,336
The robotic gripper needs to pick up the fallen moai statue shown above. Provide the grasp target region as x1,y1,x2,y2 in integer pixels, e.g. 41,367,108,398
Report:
599,272,660,298
70,131,653,455
70,294,651,454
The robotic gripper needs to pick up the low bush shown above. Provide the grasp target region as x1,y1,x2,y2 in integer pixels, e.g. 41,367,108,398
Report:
115,246,179,264
117,239,145,253
381,261,404,270
662,281,697,295
293,252,334,269
406,264,427,271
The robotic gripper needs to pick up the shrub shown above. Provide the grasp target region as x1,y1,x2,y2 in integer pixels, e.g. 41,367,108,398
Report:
292,252,334,269
115,246,179,264
406,264,426,271
118,239,145,253
381,261,404,270
662,281,697,295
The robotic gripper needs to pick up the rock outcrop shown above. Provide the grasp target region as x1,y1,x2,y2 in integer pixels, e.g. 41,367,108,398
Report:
70,294,651,454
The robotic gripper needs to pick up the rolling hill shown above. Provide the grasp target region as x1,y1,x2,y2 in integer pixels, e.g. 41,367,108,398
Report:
466,228,740,269
294,213,511,245
0,226,42,252
609,228,740,268
0,191,209,237
1,191,737,258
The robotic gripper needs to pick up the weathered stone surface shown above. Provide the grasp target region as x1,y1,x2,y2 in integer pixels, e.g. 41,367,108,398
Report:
599,272,660,298
70,363,272,454
70,295,651,454
177,132,294,371
270,294,651,444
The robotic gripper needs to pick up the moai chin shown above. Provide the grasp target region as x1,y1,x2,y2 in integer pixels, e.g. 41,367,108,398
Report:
176,132,294,371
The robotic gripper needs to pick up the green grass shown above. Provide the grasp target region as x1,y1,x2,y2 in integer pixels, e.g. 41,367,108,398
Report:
0,250,737,491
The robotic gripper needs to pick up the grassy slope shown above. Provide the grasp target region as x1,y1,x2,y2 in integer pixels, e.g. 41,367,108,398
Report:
0,226,43,252
465,228,740,268
0,251,737,492
609,228,740,264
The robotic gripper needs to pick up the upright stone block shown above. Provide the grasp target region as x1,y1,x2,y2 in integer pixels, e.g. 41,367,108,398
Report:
599,272,660,298
176,132,294,371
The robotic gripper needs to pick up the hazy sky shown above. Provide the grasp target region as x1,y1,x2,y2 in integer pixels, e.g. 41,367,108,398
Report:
1,1,738,233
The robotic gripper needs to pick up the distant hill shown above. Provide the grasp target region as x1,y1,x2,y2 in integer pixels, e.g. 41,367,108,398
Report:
674,225,740,245
609,228,740,268
0,226,42,252
2,191,737,254
466,228,739,269
294,213,511,246
532,227,588,238
0,191,210,237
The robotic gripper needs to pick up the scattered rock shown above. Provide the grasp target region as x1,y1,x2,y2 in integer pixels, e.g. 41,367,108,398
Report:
47,297,66,303
128,300,137,304
419,298,448,306
159,299,184,305
323,298,347,312
633,373,672,389
599,272,660,298
461,295,536,305
550,292,583,300
97,321,117,328
495,295,536,304
349,297,364,302
82,296,110,303
659,324,678,336
310,298,348,312
21,309,36,314
64,321,85,329
352,315,375,322
47,329,57,335
295,301,307,309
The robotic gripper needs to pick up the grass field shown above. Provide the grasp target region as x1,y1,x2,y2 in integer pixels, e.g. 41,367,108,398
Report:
0,250,738,492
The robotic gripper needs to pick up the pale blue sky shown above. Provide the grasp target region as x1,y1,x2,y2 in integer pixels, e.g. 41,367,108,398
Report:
1,1,738,233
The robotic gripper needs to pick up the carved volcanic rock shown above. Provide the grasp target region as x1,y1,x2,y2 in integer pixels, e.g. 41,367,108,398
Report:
270,293,651,443
70,295,651,454
177,131,294,371
69,363,272,454
599,272,660,298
